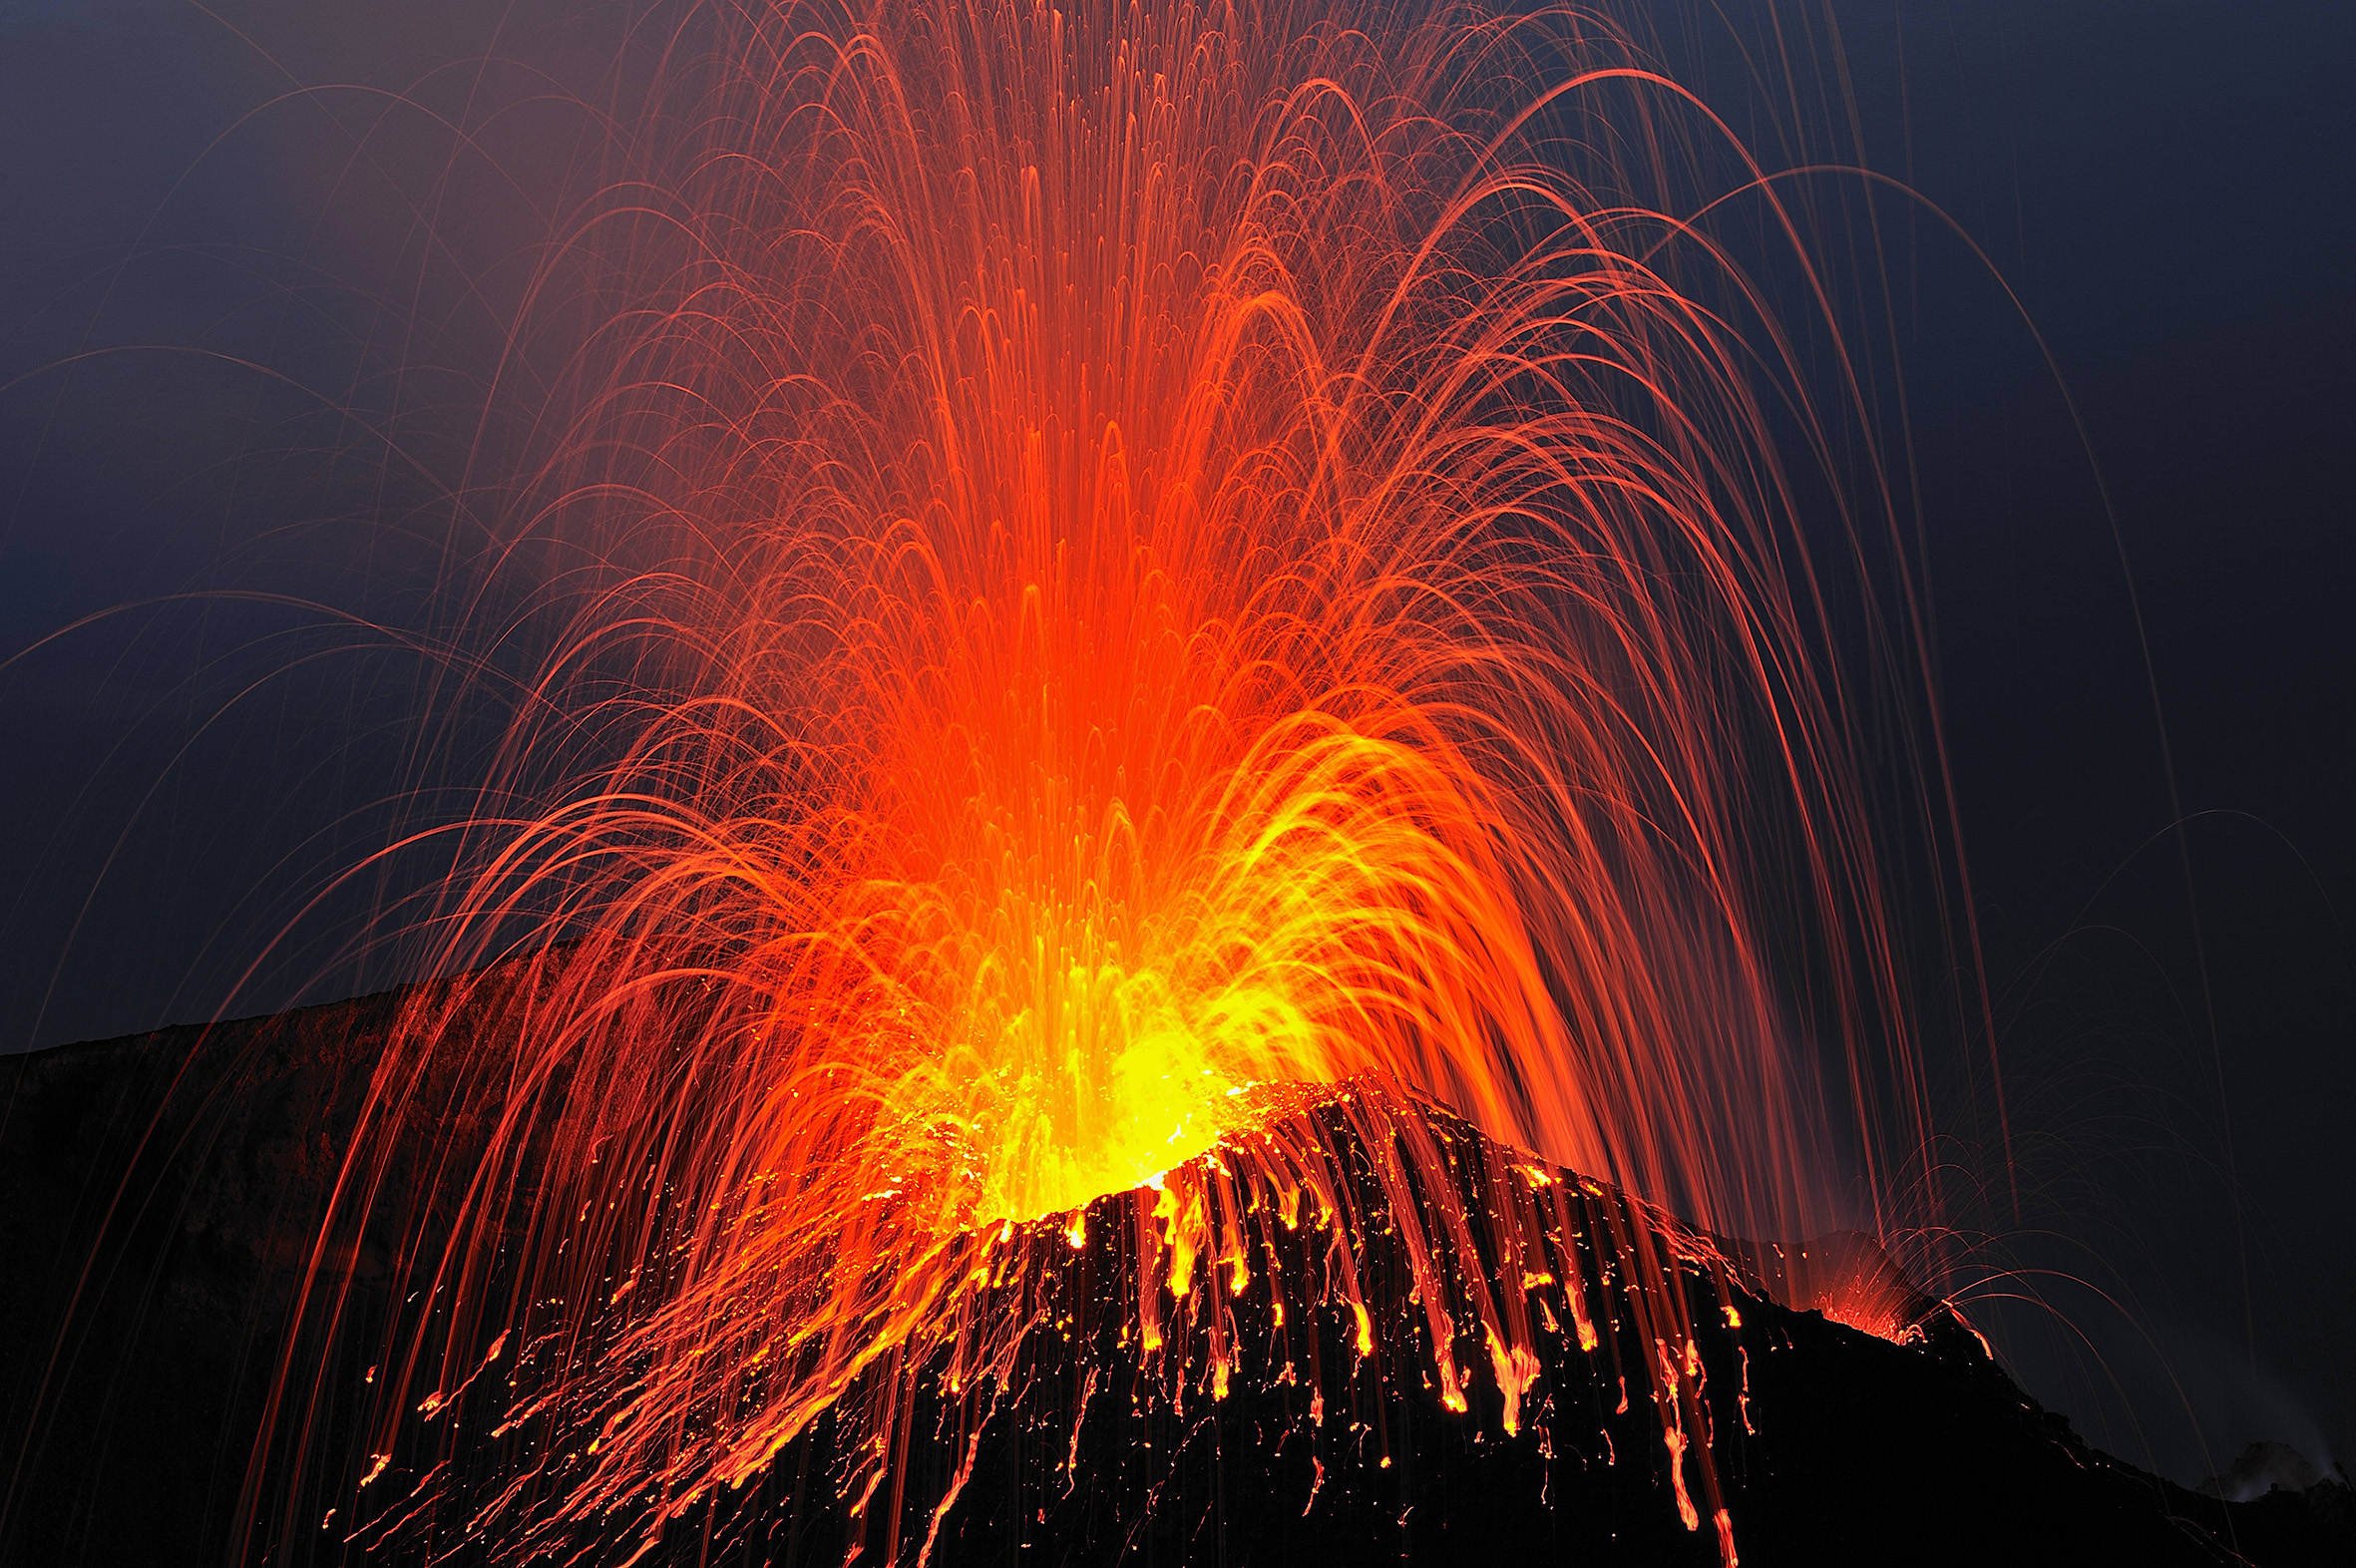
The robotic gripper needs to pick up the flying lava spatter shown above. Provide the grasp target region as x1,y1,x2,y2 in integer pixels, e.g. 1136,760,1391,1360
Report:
255,2,1957,1562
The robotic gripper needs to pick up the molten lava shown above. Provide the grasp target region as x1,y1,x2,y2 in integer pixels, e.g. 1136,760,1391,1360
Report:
258,2,1951,1563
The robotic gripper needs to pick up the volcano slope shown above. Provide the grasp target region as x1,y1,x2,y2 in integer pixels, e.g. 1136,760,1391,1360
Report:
3,976,2348,1566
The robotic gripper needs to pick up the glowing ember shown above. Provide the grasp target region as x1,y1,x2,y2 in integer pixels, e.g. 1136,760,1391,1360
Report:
256,2,1950,1563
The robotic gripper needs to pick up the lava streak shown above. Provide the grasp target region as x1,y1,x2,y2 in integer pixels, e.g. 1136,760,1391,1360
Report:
264,1,1942,1562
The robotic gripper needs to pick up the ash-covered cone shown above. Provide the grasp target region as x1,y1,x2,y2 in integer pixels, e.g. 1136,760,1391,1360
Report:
2197,1440,2354,1520
5,982,2352,1566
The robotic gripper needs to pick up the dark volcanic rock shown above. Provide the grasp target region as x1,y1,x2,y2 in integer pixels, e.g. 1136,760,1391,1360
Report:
0,976,519,1567
3,980,2350,1567
0,1000,388,1566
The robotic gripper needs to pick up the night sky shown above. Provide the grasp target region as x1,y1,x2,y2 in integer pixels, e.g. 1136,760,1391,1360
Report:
2,0,2349,1497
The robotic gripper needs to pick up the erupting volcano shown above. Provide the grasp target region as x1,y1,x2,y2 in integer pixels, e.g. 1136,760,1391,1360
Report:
237,1,1961,1562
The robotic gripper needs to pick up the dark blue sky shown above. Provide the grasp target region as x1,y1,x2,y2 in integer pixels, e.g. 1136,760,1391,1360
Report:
1778,1,2356,1491
2,0,2349,1492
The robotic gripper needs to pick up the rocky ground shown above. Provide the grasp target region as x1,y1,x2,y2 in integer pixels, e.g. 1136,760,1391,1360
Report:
3,977,2349,1566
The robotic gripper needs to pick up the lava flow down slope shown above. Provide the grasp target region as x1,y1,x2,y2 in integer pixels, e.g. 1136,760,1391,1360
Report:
7,990,2350,1566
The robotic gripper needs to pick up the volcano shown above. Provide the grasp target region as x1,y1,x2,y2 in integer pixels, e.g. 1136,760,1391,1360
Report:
2,979,2347,1567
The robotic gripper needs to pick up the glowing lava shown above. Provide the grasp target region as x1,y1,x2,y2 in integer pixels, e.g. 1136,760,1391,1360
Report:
256,1,1951,1563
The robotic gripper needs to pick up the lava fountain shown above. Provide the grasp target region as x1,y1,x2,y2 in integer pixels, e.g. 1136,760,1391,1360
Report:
254,2,1954,1562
